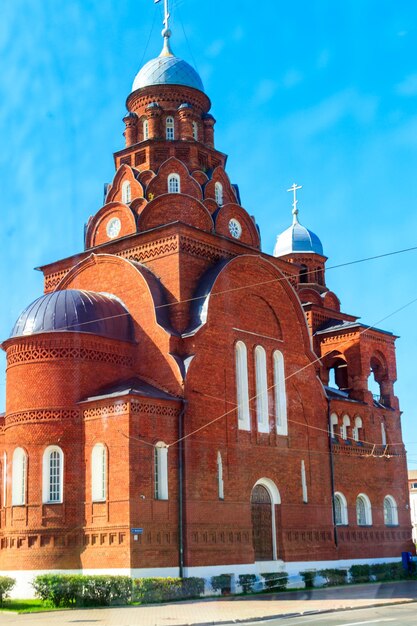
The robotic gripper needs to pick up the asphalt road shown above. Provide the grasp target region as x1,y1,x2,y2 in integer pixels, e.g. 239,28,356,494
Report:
243,602,417,626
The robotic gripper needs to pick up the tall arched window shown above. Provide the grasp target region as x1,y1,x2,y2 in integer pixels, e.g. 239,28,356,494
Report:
300,264,308,283
383,495,398,526
168,173,180,193
273,350,287,436
356,493,372,526
214,182,223,206
2,452,6,507
12,447,27,506
42,446,64,504
235,341,250,430
334,492,348,525
92,444,107,502
143,118,149,140
255,345,269,433
122,180,131,204
381,422,387,446
330,413,338,438
192,121,198,141
166,116,175,140
154,442,168,500
352,416,362,442
301,460,308,503
340,414,350,440
217,451,224,500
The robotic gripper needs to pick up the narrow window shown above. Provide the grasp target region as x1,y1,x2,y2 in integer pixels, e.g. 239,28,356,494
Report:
334,492,348,525
352,416,362,442
301,460,308,503
381,422,387,446
217,451,224,500
92,444,107,502
154,442,168,500
122,180,131,204
166,116,175,140
340,414,350,440
42,446,64,504
300,264,308,283
12,447,27,506
235,341,250,430
143,118,149,140
255,345,269,433
383,495,398,526
330,413,338,438
214,182,223,206
192,121,198,141
3,452,6,507
274,350,287,436
356,494,372,526
168,173,180,193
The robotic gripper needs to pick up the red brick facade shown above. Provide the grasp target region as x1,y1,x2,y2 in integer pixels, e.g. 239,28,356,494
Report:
0,37,413,586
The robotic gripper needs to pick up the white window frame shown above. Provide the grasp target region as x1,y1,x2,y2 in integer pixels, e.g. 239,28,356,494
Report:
330,413,338,438
217,451,224,500
383,495,398,526
235,341,250,431
192,121,198,141
166,116,175,140
255,345,269,433
356,493,372,526
122,180,131,204
154,442,168,500
334,491,348,525
42,446,64,504
214,181,223,206
381,421,387,446
274,350,287,436
352,416,362,442
92,443,107,502
340,414,350,440
143,118,149,140
168,173,180,193
301,460,308,503
12,447,27,506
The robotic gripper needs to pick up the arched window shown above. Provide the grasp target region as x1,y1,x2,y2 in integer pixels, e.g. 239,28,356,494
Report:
217,451,224,500
154,442,168,500
274,350,287,436
12,447,27,506
340,414,350,440
166,116,175,140
300,264,309,283
334,492,348,525
122,180,131,204
2,452,6,507
301,460,308,503
255,345,269,433
42,446,64,504
356,493,372,526
383,495,398,526
192,121,198,141
214,182,223,206
168,173,180,193
235,341,250,430
352,416,362,442
381,422,387,446
92,444,107,502
143,118,149,140
330,413,338,438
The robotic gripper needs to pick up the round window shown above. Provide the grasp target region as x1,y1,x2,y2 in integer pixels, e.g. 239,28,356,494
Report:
106,217,121,239
228,218,242,239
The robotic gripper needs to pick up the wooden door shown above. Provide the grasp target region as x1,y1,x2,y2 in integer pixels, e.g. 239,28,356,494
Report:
251,484,273,561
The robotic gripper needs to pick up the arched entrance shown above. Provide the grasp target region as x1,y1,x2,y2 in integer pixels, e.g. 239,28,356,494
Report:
251,484,273,560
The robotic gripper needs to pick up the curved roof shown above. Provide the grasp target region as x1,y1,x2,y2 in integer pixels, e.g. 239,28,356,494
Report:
132,40,204,93
273,213,323,257
10,289,134,342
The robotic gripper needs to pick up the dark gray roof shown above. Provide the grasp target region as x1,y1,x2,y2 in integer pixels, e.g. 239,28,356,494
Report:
80,378,180,403
315,320,393,337
10,289,134,342
324,386,365,404
184,259,230,335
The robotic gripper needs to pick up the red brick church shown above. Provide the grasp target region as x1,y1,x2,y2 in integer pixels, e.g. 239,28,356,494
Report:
0,8,413,595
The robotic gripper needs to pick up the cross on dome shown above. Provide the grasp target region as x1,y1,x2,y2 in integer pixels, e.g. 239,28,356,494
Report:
287,183,302,224
154,0,173,56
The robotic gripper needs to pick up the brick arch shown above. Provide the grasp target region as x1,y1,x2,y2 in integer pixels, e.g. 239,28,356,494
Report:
138,194,214,233
323,291,341,312
146,156,203,201
204,166,238,206
214,203,260,248
85,201,137,248
298,287,323,306
105,164,144,204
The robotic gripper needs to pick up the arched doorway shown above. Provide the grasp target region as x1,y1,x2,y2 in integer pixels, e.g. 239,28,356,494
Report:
251,484,273,560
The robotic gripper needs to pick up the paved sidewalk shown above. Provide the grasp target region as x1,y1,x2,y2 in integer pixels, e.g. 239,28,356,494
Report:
1,580,417,625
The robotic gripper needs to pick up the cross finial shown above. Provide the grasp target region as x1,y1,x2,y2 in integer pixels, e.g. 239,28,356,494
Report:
154,0,173,56
287,183,302,223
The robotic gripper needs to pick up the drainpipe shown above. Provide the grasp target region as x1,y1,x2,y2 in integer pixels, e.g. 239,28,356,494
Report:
178,401,187,578
327,396,338,547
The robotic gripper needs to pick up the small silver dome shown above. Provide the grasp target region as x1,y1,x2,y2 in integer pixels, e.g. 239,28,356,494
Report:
273,215,323,257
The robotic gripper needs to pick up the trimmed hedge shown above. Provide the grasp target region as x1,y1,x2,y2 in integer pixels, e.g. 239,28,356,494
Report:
32,574,132,607
318,568,348,586
133,577,205,603
0,576,16,606
300,570,316,588
238,574,257,593
349,564,371,584
261,572,288,591
370,562,407,582
211,574,232,594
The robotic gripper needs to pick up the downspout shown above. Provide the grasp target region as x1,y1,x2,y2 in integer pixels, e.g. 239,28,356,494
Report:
327,396,338,547
178,401,187,578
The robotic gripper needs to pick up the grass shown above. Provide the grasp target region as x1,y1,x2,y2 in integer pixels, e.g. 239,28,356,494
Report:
0,599,59,613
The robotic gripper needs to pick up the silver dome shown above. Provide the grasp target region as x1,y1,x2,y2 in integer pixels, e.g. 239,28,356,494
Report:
273,216,323,257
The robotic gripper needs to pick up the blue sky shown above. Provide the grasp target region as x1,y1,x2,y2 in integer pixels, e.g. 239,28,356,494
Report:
1,1,417,468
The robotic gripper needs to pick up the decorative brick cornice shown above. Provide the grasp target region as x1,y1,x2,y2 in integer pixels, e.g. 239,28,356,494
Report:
83,403,129,420
5,408,80,429
83,401,179,420
179,235,234,263
6,340,133,368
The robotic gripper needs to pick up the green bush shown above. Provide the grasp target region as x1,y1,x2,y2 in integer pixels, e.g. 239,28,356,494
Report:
261,572,288,591
210,574,232,594
238,574,257,593
349,564,371,584
370,562,407,582
32,574,132,608
133,577,205,603
318,568,348,586
300,570,316,589
0,576,16,606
